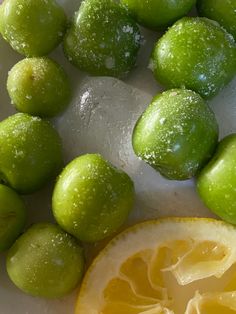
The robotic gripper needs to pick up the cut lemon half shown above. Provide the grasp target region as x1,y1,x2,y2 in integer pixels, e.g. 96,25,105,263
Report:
75,218,236,314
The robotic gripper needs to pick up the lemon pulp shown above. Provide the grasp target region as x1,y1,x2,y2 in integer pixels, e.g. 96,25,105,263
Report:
76,218,236,314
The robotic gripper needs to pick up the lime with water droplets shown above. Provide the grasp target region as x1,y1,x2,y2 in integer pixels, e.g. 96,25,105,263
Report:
63,0,141,77
150,17,236,99
121,0,196,30
7,57,71,118
7,223,84,298
0,0,67,56
197,134,236,224
52,154,135,243
0,113,63,194
132,89,219,180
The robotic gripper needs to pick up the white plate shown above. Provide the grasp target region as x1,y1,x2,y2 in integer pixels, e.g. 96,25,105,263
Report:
0,1,236,313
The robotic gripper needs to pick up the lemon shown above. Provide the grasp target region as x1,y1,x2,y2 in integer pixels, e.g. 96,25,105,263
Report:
75,218,236,314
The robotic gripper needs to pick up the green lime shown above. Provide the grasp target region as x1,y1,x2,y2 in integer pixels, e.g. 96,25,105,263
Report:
64,0,140,77
121,0,196,30
132,89,219,180
197,134,236,224
0,113,63,194
52,154,135,242
7,223,84,298
0,0,67,56
150,17,236,99
7,57,71,118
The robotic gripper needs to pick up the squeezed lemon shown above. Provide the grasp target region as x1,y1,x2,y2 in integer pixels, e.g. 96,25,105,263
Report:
75,218,236,314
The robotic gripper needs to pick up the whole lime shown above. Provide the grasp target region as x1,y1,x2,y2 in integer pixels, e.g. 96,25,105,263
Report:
0,113,63,194
197,134,236,224
0,0,67,56
7,57,71,118
64,0,141,77
132,89,219,180
7,223,84,298
150,17,236,99
52,154,135,242
121,0,196,30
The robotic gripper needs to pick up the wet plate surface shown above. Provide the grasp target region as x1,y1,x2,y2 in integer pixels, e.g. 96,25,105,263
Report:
0,0,236,313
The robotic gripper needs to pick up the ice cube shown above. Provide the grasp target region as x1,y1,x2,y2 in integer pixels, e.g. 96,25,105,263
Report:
54,77,152,168
209,76,236,139
54,77,214,223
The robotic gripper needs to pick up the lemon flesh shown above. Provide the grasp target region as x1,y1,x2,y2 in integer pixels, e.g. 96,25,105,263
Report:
75,218,236,314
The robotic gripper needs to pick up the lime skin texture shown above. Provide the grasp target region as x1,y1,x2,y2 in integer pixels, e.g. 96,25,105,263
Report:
64,0,141,78
132,89,219,180
0,0,67,57
150,17,236,99
121,0,196,30
52,154,135,243
0,184,26,252
0,113,63,194
197,0,236,41
197,134,236,225
7,223,84,298
7,57,71,118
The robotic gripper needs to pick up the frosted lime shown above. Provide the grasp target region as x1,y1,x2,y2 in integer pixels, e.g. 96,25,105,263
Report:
0,0,67,56
7,223,84,298
52,154,135,242
132,89,219,180
64,0,141,77
0,113,63,194
7,58,71,118
150,17,236,99
121,0,196,30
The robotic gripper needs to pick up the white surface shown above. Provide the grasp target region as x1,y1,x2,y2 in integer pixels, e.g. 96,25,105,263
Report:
0,0,236,313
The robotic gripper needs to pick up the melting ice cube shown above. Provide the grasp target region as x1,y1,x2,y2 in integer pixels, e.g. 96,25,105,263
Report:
54,77,214,223
209,76,236,139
